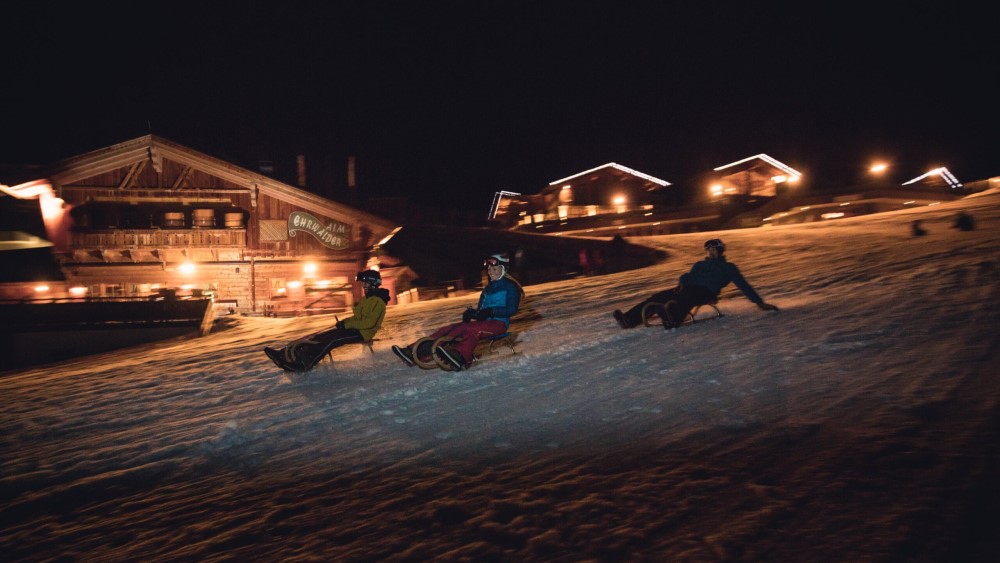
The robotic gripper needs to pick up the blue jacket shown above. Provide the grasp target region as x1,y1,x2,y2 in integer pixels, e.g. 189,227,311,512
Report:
477,276,522,328
679,257,763,305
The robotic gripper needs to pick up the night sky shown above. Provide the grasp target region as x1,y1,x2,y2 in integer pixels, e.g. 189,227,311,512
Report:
4,2,996,210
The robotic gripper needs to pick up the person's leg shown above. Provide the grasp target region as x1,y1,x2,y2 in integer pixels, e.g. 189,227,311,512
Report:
621,288,679,327
453,319,508,364
296,329,365,371
663,286,714,329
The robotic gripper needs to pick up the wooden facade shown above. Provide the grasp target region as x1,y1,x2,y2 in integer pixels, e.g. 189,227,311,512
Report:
38,135,401,315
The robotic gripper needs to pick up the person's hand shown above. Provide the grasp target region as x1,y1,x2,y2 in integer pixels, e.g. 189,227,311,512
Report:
758,302,779,312
476,307,493,321
462,307,475,323
335,319,346,330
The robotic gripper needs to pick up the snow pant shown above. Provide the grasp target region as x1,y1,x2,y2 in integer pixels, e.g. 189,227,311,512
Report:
419,319,510,365
621,284,716,328
281,328,365,371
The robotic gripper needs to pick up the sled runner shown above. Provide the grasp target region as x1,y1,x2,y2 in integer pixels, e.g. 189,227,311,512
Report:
409,331,520,371
640,299,723,328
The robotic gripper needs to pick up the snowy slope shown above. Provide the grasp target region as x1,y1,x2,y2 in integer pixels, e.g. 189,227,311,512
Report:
2,189,998,561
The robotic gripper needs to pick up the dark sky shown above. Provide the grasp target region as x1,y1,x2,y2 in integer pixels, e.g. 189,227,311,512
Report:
4,2,996,209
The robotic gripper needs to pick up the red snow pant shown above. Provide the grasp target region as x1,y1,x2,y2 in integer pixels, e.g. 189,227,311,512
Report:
425,319,509,364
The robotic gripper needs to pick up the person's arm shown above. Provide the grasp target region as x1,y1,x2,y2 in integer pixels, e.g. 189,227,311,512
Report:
344,298,386,332
727,264,777,310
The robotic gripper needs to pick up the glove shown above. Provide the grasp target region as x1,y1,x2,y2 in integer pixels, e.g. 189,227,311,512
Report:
335,319,346,330
758,302,779,312
476,307,493,321
462,307,475,323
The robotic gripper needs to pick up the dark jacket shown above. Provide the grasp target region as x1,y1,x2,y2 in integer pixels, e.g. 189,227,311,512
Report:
679,257,763,305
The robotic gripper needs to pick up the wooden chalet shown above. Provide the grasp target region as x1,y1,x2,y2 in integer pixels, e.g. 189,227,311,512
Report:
490,162,673,229
710,153,803,200
19,135,402,316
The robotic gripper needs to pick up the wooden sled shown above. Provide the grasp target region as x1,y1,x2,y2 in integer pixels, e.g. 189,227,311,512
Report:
411,332,520,371
641,299,722,328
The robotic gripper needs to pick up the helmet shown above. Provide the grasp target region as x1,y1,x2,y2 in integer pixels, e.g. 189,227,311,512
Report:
704,239,726,253
355,269,382,287
483,254,509,268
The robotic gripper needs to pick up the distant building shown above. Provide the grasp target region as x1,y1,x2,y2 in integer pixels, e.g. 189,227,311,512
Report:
0,135,410,316
709,153,803,200
489,155,970,235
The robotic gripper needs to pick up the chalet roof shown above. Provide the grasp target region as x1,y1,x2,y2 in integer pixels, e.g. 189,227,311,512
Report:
902,167,963,189
713,154,802,178
548,162,671,187
41,134,397,232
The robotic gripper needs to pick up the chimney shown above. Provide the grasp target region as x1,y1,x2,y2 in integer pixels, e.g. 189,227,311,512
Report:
296,155,307,188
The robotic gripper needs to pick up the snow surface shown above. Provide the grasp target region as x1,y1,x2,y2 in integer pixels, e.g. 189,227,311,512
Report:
2,190,999,561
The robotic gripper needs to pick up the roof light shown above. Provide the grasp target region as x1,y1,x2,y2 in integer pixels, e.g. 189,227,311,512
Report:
548,163,670,186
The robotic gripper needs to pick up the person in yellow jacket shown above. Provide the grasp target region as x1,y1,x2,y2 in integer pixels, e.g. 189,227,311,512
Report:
264,270,389,372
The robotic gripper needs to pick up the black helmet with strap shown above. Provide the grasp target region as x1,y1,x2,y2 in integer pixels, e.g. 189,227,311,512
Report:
356,269,382,287
703,239,725,254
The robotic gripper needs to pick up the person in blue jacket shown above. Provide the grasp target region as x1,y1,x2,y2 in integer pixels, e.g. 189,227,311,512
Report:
613,239,778,330
393,254,523,370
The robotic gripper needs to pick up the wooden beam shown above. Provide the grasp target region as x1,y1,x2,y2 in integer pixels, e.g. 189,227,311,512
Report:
118,162,141,189
171,166,192,189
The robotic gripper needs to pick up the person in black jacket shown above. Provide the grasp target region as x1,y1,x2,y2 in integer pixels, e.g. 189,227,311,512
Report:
612,239,778,330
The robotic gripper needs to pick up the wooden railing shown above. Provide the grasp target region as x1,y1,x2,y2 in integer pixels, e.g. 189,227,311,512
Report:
69,228,246,248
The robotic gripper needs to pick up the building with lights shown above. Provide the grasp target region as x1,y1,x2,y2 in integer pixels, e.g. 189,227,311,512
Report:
489,155,972,236
0,135,406,316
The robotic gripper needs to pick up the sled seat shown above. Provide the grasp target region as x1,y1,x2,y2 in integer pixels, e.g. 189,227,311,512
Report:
323,338,378,364
641,298,723,327
475,331,519,356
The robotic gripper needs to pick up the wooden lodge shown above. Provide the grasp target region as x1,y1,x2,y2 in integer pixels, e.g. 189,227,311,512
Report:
4,135,405,316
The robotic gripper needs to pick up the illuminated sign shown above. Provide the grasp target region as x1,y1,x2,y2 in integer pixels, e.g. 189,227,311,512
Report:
288,211,351,250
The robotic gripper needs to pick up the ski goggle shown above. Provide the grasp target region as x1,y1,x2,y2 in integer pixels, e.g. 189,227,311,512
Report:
704,239,725,251
484,257,506,268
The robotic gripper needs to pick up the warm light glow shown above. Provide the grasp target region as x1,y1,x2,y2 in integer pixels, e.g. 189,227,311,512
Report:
376,227,402,247
315,280,331,288
903,201,915,205
34,285,50,292
303,262,318,275
69,286,88,297
612,195,626,205
787,175,801,184
822,212,846,219
178,262,196,275
0,179,54,199
39,195,64,221
772,175,788,183
287,280,303,289
870,162,888,174
710,184,723,197
277,287,287,294
180,284,195,290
